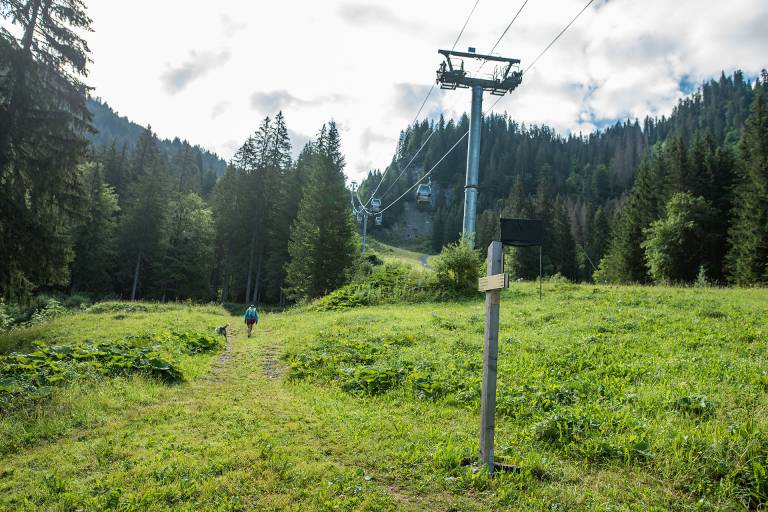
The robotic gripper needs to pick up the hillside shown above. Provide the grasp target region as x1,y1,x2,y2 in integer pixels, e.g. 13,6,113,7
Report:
87,98,227,177
2,284,767,510
358,71,765,284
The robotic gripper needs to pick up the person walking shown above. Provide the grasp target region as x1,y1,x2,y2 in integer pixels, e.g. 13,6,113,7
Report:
244,304,259,338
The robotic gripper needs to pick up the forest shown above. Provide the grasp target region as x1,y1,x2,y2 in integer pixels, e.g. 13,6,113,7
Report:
2,0,768,309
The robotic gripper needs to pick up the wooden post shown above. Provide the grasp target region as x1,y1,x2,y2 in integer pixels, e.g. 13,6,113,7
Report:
479,241,503,473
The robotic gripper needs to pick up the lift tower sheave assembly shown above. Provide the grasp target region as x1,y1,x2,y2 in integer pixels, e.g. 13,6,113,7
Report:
436,48,523,247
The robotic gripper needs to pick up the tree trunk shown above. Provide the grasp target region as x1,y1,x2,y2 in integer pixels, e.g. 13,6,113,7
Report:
221,247,231,304
244,229,256,306
0,0,43,172
251,248,263,304
131,251,142,301
21,0,44,53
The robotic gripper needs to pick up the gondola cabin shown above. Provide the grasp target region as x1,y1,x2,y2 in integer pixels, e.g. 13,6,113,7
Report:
374,214,383,226
370,198,382,213
416,183,433,206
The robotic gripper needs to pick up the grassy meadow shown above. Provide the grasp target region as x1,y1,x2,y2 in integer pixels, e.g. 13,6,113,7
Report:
1,283,767,510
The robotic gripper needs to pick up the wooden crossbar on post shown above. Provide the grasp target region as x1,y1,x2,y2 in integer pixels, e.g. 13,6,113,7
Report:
479,240,504,473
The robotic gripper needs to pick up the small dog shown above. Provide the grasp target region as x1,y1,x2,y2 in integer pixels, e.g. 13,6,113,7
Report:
216,324,229,341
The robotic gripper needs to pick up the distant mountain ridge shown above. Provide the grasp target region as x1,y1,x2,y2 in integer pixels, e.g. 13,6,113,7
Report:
87,98,227,176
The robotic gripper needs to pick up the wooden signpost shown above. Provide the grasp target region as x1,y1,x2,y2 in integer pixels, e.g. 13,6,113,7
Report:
478,219,542,474
478,241,507,473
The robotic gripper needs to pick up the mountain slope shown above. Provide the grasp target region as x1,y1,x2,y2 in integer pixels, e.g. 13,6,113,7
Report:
87,98,227,176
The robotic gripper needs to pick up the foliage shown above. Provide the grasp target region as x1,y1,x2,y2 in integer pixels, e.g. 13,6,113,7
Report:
727,72,768,285
0,0,93,299
286,122,356,301
313,263,437,311
70,162,120,292
432,238,481,294
642,192,718,283
0,330,222,408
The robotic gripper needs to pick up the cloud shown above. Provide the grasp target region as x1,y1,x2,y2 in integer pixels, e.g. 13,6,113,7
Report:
337,3,417,30
250,90,346,114
392,83,444,122
220,14,247,37
360,128,394,153
161,51,231,94
287,128,311,158
211,100,231,119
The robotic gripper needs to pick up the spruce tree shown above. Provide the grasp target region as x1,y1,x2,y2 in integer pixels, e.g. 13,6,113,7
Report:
285,124,355,300
70,163,119,293
0,0,92,296
727,73,768,285
118,131,171,300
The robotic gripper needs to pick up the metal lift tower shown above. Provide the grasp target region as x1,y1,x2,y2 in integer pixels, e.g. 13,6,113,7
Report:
436,49,523,247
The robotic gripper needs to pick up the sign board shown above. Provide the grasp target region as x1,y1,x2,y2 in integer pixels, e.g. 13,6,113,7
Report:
479,273,509,292
500,218,543,247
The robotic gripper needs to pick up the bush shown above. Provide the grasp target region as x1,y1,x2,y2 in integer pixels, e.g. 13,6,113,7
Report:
313,263,435,311
432,239,481,295
0,302,12,332
0,330,223,409
28,299,66,326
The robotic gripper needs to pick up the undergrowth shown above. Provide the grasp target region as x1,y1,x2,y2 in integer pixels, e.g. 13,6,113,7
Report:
0,331,222,410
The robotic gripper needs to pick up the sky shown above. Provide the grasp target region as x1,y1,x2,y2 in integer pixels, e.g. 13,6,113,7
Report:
82,0,768,181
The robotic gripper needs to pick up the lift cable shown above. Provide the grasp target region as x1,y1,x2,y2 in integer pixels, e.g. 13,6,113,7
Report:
523,0,595,74
475,0,529,76
359,0,481,209
451,0,482,52
363,0,530,211
359,0,596,217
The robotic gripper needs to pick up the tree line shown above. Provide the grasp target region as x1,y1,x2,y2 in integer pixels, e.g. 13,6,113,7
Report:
0,0,356,304
361,70,768,285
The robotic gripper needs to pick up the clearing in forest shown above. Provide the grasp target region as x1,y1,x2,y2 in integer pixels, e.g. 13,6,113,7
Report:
1,284,767,511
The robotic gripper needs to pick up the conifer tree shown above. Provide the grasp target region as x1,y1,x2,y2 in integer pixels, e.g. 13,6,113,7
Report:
285,124,355,300
0,0,92,296
727,73,768,285
70,163,119,293
119,130,171,300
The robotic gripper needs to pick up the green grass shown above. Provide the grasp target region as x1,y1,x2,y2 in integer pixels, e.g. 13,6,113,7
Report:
1,284,767,510
368,239,431,270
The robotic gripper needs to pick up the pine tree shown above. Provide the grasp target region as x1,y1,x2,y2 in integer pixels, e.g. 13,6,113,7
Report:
0,0,92,297
285,124,355,300
727,73,768,285
70,163,119,293
119,133,171,300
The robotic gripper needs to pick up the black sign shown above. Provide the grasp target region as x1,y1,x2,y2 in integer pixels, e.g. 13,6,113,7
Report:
500,218,543,247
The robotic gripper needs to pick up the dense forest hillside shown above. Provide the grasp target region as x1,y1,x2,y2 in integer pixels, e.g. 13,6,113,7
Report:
359,70,768,284
87,98,227,177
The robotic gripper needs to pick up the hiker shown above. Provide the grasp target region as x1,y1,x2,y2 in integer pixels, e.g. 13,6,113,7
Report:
244,304,259,338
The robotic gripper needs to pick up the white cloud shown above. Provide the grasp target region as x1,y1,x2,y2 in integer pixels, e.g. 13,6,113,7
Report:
85,0,768,182
160,50,231,95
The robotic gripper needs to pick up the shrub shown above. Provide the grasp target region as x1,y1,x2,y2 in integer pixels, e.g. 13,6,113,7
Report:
313,263,435,311
0,302,12,332
432,239,481,295
0,330,222,409
28,298,66,326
